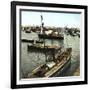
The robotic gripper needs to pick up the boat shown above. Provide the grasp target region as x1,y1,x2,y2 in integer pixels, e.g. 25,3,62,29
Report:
76,32,80,38
26,14,72,78
25,29,31,33
27,43,61,52
21,39,43,43
27,48,72,78
38,33,64,39
38,14,64,40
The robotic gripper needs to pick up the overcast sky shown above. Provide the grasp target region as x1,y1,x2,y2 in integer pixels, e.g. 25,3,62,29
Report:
21,11,81,28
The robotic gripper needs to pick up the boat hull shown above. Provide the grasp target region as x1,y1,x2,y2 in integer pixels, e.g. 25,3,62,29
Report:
27,45,61,52
38,34,64,39
27,48,72,78
22,39,43,43
50,57,71,77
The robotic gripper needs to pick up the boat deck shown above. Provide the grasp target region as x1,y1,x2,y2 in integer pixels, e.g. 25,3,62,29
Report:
27,44,61,52
38,34,64,39
27,48,72,78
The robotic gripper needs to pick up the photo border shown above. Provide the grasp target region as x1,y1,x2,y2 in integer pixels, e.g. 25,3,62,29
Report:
11,1,88,89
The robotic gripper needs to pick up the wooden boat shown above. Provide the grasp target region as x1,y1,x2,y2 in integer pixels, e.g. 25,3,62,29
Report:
38,33,64,39
27,48,72,78
21,39,43,43
38,15,64,40
27,44,61,52
26,15,72,78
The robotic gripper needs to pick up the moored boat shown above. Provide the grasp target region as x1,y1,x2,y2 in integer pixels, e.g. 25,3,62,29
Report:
38,14,64,40
26,14,72,78
38,33,64,39
22,39,43,43
27,48,72,78
27,44,61,52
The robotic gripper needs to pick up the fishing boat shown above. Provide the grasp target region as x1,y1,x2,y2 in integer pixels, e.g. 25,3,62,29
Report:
21,39,43,43
27,48,72,78
38,15,64,40
38,33,64,39
27,43,61,52
26,14,72,78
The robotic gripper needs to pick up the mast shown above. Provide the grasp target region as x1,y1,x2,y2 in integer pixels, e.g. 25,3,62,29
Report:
40,14,45,47
40,14,47,62
40,14,44,34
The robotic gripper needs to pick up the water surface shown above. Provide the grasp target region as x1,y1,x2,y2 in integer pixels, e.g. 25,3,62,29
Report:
21,31,80,78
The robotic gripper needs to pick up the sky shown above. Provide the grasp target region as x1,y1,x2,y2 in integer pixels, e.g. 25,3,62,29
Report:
21,11,81,28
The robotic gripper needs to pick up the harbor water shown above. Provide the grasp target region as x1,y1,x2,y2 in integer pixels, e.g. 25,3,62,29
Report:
21,31,80,78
